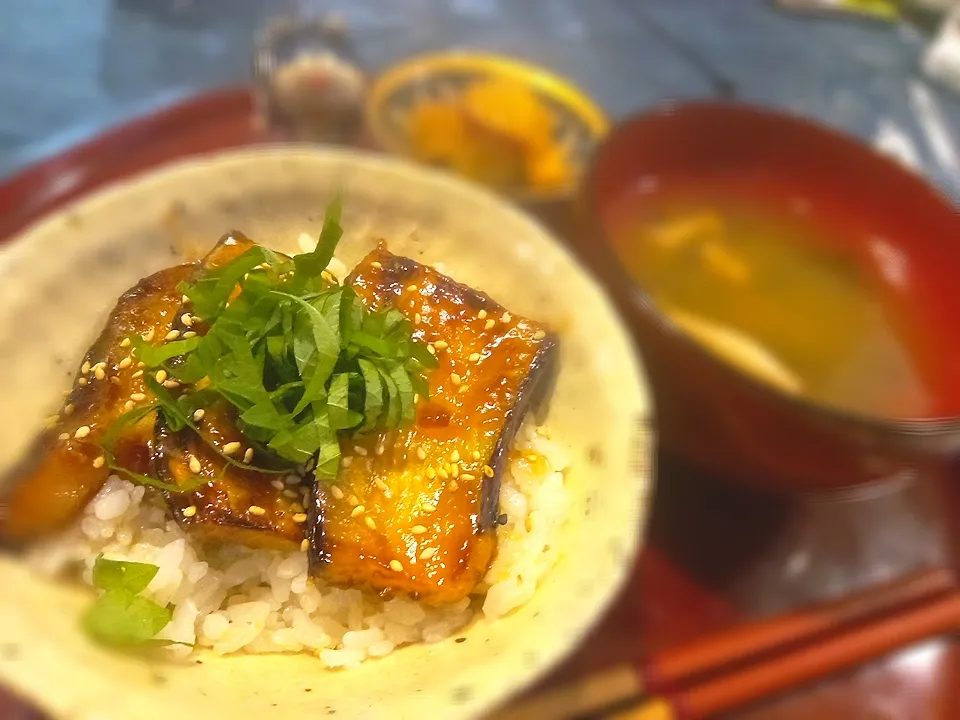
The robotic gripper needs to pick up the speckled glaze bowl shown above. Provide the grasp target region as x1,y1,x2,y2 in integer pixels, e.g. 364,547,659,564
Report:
0,148,652,720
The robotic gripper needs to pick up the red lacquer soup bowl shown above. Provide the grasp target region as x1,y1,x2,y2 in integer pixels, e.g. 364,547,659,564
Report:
580,101,960,495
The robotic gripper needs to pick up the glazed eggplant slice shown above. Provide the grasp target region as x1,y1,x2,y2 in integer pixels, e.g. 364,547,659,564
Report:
306,246,558,603
0,232,256,543
153,399,307,551
0,265,192,542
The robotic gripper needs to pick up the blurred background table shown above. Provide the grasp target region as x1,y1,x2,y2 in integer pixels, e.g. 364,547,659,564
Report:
4,1,960,718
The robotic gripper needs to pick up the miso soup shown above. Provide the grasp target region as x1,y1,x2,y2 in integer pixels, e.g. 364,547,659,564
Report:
611,191,935,419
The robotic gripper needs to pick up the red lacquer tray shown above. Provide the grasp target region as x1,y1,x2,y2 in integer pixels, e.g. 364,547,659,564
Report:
0,87,953,720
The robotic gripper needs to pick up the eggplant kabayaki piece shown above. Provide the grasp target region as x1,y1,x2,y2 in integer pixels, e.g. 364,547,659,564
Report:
305,246,557,604
0,233,254,543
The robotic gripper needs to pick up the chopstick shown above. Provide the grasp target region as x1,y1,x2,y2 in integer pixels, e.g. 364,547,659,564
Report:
613,588,960,719
497,568,953,720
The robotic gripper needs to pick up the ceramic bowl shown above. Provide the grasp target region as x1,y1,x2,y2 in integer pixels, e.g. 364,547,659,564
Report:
0,147,652,719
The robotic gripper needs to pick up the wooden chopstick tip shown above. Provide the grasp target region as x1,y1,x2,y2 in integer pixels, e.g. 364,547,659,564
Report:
608,697,676,720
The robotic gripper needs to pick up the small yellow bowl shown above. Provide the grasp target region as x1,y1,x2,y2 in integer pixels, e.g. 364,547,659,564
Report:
366,52,609,201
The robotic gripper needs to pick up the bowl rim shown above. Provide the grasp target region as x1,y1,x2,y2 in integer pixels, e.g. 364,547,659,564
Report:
365,50,610,201
583,99,960,441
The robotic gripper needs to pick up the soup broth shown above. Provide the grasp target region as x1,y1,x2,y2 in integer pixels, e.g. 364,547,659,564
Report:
611,188,936,419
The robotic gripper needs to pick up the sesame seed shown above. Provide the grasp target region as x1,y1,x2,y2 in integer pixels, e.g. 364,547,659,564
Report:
120,338,132,349
450,450,460,463
371,261,383,269
137,361,145,368
415,313,421,324
91,455,104,469
182,331,197,339
478,309,488,320
416,447,427,460
81,361,91,374
483,465,494,477
484,319,496,330
411,525,428,535
123,400,135,412
351,505,366,518
526,453,539,462
243,448,254,464
419,547,437,561
248,505,266,516
130,392,147,402
192,409,205,422
375,478,389,492
74,425,91,439
469,352,481,363
375,444,385,456
165,330,181,342
353,446,368,456
449,480,459,491
406,284,417,292
331,486,345,500
450,373,462,386
64,403,75,415
427,344,436,356
155,370,167,383
365,517,377,530
421,502,437,513
222,441,241,456
301,539,310,552
472,450,481,460
78,377,88,386
132,370,144,379
437,467,448,479
461,472,476,482
342,456,353,467
271,479,285,490
348,495,359,506
293,513,308,523
94,366,106,381
162,380,180,389
434,340,448,350
58,432,70,441
413,393,420,403
118,357,132,370
426,467,436,479
451,464,460,478
188,456,202,474
142,329,155,342
183,505,197,518
181,314,193,327
283,489,298,499
182,295,190,304
389,560,404,572
534,330,547,340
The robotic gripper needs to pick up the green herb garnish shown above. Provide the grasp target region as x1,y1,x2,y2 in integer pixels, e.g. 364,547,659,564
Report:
82,555,174,647
110,199,435,483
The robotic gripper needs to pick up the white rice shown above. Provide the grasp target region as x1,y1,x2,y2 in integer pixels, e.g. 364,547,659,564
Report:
27,423,569,667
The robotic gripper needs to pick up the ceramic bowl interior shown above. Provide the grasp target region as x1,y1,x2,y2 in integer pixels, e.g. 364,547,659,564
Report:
366,51,609,201
0,148,652,719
